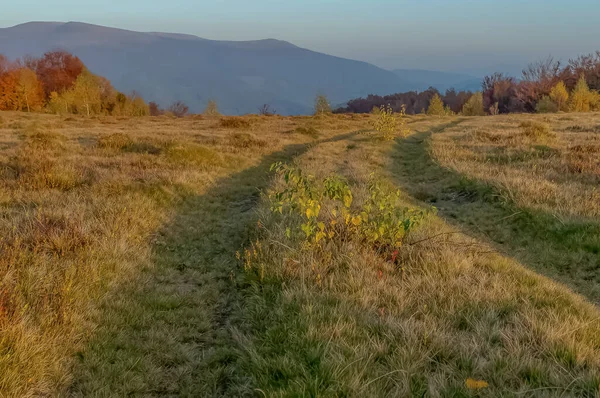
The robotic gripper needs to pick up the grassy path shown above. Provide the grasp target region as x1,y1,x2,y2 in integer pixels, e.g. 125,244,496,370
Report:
70,131,361,396
390,119,600,303
69,142,310,396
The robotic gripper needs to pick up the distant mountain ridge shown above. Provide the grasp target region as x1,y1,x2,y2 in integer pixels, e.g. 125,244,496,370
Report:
0,22,415,114
0,22,478,114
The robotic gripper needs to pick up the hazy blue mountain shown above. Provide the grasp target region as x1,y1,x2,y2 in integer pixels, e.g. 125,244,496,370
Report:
392,69,481,93
0,22,416,115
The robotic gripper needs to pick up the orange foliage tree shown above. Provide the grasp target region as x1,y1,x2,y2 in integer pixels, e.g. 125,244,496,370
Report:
32,50,84,99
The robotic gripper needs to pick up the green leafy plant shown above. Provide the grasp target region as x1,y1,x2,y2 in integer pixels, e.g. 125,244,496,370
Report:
360,176,430,248
266,163,428,249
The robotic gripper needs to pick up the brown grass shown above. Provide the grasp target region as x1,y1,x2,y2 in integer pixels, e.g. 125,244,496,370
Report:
432,114,600,219
0,111,319,396
219,116,252,129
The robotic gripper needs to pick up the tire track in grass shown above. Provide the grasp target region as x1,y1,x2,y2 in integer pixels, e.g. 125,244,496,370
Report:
70,131,361,397
390,119,600,304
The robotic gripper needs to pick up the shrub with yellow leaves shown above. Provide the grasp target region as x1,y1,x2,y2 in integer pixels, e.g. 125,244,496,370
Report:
265,163,429,249
371,104,409,140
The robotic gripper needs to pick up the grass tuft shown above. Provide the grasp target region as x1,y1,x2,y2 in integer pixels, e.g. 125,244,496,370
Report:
220,117,252,129
227,132,267,149
520,121,556,142
97,133,134,150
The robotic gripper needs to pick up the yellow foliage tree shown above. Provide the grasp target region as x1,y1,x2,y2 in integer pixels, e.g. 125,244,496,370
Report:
15,68,44,112
461,92,486,116
204,99,220,117
71,70,102,116
549,81,569,112
427,93,445,116
371,104,409,140
569,75,593,112
314,94,332,115
47,90,74,115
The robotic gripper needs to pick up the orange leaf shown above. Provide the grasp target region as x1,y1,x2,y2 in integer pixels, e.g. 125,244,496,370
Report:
465,378,489,390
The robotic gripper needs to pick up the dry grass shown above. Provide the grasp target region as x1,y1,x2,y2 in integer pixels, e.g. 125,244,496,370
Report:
432,114,600,219
219,116,252,129
228,119,600,395
1,111,600,396
0,111,323,396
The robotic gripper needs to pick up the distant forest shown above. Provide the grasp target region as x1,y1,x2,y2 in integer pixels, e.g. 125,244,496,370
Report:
337,51,600,115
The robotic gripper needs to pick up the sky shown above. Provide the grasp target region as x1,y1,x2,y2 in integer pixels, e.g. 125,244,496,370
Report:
2,0,600,76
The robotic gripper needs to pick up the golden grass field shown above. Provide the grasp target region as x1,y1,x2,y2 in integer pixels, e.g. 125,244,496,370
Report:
0,110,599,396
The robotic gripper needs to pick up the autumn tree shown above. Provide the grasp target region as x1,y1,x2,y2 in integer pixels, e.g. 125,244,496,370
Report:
444,88,472,113
149,102,162,116
34,50,84,99
259,104,276,116
0,67,18,110
129,91,149,116
569,75,593,112
0,54,10,75
71,70,102,116
549,81,569,111
427,93,445,116
314,94,331,115
482,73,522,113
461,92,485,116
96,75,118,114
519,57,562,111
203,100,220,117
568,51,600,90
47,89,75,114
14,68,44,112
169,101,189,118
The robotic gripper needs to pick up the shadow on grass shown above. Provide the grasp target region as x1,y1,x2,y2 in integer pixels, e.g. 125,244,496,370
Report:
390,121,600,304
70,131,361,396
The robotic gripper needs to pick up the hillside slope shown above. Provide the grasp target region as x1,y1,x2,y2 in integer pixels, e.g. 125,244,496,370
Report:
0,22,411,114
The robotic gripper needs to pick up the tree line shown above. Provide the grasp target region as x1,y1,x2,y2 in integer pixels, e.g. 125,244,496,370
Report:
335,87,473,115
337,50,600,116
0,50,150,116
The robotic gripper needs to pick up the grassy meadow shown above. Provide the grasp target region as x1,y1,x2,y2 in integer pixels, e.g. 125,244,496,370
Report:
0,110,599,396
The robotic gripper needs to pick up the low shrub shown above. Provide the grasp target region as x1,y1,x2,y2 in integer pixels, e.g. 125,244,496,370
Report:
371,104,409,140
25,131,67,151
13,154,86,191
520,121,556,142
220,117,251,129
266,163,430,248
535,96,559,113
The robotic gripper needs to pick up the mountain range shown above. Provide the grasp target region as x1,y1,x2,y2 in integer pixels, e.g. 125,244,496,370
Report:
0,22,481,115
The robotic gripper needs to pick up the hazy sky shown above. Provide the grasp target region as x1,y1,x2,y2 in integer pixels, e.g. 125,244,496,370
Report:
2,0,599,75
